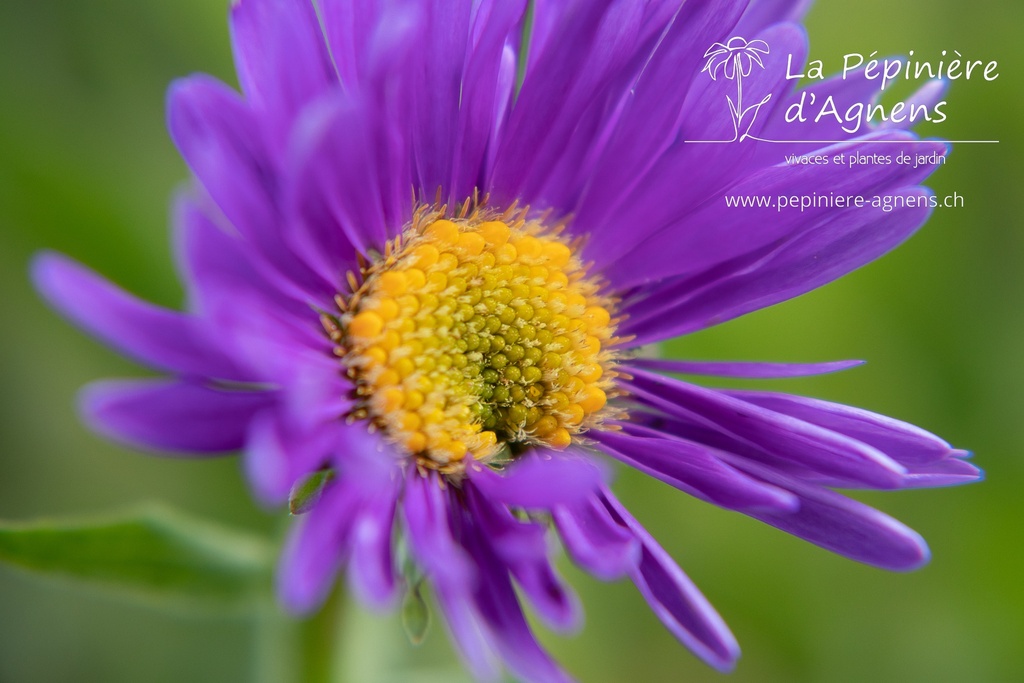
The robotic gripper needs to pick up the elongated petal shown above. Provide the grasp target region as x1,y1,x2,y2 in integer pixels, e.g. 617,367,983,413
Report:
32,253,246,380
81,379,275,454
349,478,400,609
448,0,527,198
625,368,908,488
403,0,473,194
725,390,956,466
601,491,740,671
403,470,474,587
434,582,502,682
316,0,407,88
624,183,940,344
288,91,410,258
553,496,640,580
575,22,803,272
466,489,548,564
467,487,581,632
230,0,336,140
459,512,574,683
167,76,276,246
628,357,864,378
469,447,606,509
172,191,317,322
595,429,799,512
278,476,361,613
736,0,813,35
900,456,983,488
717,455,931,570
494,0,648,203
244,410,343,505
610,134,944,292
564,0,751,223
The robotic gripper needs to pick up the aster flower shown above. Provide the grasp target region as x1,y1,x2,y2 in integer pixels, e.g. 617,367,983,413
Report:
32,1,980,681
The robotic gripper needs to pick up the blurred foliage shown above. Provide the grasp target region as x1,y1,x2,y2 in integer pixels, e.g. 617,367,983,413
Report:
0,0,1021,681
0,505,272,612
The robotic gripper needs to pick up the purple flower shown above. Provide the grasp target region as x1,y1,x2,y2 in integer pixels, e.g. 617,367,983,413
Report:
32,1,979,681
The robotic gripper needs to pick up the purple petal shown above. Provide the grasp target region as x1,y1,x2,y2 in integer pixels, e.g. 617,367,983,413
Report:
172,191,318,323
513,561,581,634
900,457,983,488
752,68,893,161
624,368,908,488
244,410,341,505
326,421,401,487
168,78,331,292
534,0,750,221
724,390,956,466
717,455,931,570
623,185,938,345
229,0,336,144
80,379,275,454
601,490,740,672
492,0,639,200
166,76,277,247
403,0,472,195
553,496,640,580
735,0,813,35
244,410,297,504
167,76,333,299
468,447,607,509
457,510,574,683
32,252,247,380
448,0,527,199
277,476,361,613
349,477,400,610
316,0,405,88
609,133,944,292
467,487,581,632
433,582,502,682
577,16,794,259
627,357,864,378
287,91,411,258
402,469,474,587
594,429,799,513
465,486,549,564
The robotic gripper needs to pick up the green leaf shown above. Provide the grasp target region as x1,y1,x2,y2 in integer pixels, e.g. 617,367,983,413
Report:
401,583,431,646
0,504,274,612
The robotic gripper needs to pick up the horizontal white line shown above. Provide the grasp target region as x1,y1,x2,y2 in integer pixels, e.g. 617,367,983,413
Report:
685,139,999,144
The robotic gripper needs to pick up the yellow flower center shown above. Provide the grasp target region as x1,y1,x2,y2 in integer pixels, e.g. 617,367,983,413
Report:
328,203,620,474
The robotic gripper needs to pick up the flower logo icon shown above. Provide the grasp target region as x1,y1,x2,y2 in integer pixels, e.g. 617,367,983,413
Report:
702,37,772,141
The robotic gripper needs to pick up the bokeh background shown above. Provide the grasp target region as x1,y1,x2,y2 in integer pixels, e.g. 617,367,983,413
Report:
1,1,1021,681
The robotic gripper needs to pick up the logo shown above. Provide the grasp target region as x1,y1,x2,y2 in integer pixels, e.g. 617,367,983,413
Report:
701,37,772,142
694,37,999,146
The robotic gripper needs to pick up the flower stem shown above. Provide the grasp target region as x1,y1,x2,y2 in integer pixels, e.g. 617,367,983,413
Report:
328,596,407,683
253,598,302,683
735,57,744,121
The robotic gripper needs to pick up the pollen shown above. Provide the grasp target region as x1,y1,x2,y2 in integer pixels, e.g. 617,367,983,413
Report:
331,201,624,474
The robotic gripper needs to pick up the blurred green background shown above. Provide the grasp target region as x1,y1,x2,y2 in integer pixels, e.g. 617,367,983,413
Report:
1,0,1020,681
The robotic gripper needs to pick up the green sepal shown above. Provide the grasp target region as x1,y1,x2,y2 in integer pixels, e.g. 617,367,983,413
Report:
401,582,431,646
288,469,335,515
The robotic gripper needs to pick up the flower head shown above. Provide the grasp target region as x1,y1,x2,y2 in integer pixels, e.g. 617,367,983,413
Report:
33,1,979,681
703,36,771,80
